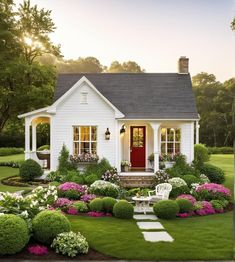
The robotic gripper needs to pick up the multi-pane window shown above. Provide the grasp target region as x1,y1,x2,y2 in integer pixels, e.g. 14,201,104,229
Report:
73,126,97,155
161,128,181,154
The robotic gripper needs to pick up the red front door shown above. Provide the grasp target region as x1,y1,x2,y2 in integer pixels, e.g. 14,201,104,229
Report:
130,126,146,168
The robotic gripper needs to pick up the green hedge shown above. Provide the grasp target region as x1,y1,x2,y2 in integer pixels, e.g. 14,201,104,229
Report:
207,147,233,154
0,147,24,156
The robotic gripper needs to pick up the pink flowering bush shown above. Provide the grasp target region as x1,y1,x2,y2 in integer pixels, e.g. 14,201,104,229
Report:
194,201,215,216
58,182,87,200
195,183,231,201
80,194,96,202
176,194,196,205
177,213,191,218
54,198,73,208
67,206,78,215
28,245,48,256
87,211,112,217
58,182,87,193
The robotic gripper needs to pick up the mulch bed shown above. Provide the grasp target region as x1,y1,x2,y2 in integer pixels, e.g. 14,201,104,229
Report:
0,247,115,261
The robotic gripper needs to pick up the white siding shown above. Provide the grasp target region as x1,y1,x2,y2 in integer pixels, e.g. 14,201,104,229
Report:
50,82,116,170
180,122,194,163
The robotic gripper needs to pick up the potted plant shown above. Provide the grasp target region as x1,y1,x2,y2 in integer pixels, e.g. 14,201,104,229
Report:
148,153,154,169
160,153,175,169
121,160,131,172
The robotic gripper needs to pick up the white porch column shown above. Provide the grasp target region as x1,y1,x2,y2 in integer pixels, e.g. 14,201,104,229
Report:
150,122,161,173
25,118,31,159
196,121,200,144
116,121,124,172
32,123,37,152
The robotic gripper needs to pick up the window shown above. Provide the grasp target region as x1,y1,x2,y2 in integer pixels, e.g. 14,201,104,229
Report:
73,126,97,155
161,128,181,154
80,92,88,104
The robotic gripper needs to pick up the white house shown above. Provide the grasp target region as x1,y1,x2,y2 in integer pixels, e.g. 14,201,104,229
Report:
18,57,199,174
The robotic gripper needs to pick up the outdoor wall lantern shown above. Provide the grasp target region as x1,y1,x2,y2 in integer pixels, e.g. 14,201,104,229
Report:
105,128,111,140
120,124,126,134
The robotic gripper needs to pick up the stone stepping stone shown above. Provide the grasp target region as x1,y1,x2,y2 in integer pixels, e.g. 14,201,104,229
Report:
133,214,158,220
137,222,164,230
142,231,174,242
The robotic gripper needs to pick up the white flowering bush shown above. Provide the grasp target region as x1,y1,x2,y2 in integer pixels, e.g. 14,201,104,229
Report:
89,180,119,198
0,185,58,220
51,231,89,257
200,174,210,184
168,177,187,188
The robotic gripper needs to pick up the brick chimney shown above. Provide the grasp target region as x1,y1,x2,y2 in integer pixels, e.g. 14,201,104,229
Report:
178,56,189,74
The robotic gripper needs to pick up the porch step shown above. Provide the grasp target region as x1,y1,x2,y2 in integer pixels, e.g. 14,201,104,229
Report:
119,174,155,188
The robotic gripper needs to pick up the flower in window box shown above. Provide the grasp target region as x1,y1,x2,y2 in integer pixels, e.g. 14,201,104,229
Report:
70,153,99,163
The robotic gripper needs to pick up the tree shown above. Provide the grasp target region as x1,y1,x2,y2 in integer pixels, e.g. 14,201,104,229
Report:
107,60,144,73
57,56,104,73
192,72,234,147
231,17,235,31
0,0,59,133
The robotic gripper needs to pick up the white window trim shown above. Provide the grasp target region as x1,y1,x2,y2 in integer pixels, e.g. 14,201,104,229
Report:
73,126,97,155
160,128,181,154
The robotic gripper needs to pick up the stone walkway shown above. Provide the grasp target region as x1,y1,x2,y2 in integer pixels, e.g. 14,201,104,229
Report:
134,211,174,242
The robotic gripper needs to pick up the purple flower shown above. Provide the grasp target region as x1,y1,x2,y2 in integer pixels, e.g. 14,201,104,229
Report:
58,182,87,193
177,213,191,218
67,207,78,215
28,245,48,256
194,201,215,216
196,183,231,197
87,211,112,217
80,194,96,202
54,198,73,207
176,194,196,205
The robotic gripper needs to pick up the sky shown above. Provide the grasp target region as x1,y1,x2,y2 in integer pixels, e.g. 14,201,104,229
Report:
15,0,235,82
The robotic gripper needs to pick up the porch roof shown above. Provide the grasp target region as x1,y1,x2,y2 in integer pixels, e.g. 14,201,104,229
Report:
54,73,199,120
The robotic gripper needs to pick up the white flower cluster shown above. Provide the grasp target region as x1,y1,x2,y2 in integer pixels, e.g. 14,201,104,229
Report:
51,231,89,257
168,177,187,188
90,180,119,190
0,185,58,218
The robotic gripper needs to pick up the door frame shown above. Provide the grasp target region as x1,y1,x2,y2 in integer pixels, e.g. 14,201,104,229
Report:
130,125,146,169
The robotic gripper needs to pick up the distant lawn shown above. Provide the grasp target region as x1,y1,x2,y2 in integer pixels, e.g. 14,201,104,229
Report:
209,154,234,192
0,153,24,163
0,166,30,193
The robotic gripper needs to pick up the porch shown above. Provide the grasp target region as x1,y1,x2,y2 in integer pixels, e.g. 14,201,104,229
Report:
117,120,199,173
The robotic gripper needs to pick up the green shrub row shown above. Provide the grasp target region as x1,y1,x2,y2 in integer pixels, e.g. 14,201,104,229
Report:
207,146,233,154
0,147,24,156
0,161,22,168
89,197,117,213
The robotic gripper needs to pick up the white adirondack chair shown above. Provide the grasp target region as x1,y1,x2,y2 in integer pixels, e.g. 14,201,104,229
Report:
148,183,172,201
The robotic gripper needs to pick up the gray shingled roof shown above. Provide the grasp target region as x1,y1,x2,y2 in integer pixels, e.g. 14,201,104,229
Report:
54,73,198,119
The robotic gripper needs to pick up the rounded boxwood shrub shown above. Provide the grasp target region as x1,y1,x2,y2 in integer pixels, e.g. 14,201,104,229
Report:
89,198,104,212
32,210,71,244
113,200,134,219
153,200,179,219
182,175,200,187
0,214,29,255
199,163,225,184
19,159,43,181
176,198,193,213
102,197,117,213
72,201,89,213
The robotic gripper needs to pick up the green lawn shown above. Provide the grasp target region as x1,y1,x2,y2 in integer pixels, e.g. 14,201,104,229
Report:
69,153,234,260
0,154,29,192
209,154,234,192
0,167,30,192
69,212,233,260
0,153,24,163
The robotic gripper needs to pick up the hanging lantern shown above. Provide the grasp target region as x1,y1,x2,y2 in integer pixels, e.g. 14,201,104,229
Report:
105,128,110,140
120,124,126,134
